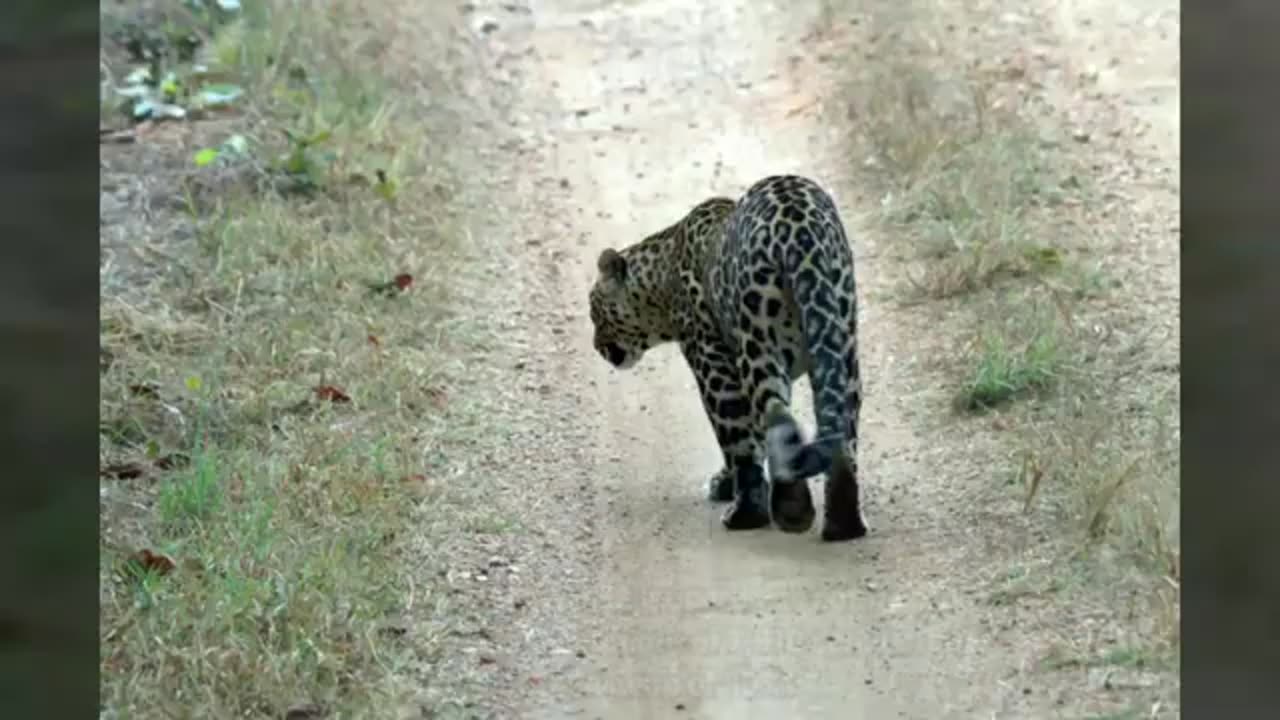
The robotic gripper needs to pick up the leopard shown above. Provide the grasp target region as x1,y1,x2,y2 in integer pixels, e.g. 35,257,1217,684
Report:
587,174,869,542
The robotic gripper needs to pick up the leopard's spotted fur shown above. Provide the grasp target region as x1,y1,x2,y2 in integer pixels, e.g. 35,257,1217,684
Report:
588,174,868,541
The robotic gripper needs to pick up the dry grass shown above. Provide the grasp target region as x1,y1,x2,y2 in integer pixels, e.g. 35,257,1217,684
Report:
839,8,1180,667
1016,342,1182,654
851,57,1080,299
99,1,506,716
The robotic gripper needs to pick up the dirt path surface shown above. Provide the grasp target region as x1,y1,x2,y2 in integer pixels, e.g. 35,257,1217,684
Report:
440,0,1178,717
476,3,998,717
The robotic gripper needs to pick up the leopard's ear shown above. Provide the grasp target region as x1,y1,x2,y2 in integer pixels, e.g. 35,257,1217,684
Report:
597,248,628,282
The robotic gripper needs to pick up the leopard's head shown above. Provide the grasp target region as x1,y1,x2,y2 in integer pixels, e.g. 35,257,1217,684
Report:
588,247,668,370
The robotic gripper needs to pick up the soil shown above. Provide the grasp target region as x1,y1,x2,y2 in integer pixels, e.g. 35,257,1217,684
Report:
437,0,1179,718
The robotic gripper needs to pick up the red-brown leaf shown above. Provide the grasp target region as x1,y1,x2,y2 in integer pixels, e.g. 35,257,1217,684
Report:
393,273,413,290
133,549,176,576
313,385,352,403
367,334,381,347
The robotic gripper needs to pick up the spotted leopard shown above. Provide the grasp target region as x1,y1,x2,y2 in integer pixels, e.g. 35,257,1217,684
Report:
588,174,869,541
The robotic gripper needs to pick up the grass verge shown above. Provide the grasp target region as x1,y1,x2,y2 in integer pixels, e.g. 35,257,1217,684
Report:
838,6,1180,669
854,56,1079,299
99,1,500,716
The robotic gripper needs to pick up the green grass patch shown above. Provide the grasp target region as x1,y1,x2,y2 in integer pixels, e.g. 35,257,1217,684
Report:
955,292,1068,412
1042,643,1176,673
99,1,500,716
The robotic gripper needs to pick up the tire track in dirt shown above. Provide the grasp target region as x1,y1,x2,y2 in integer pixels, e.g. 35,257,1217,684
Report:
448,0,1176,717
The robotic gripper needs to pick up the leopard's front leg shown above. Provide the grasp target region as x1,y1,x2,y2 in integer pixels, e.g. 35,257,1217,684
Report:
681,340,770,529
705,466,735,503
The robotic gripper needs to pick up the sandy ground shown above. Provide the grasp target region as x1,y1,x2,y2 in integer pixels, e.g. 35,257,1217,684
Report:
411,0,1179,717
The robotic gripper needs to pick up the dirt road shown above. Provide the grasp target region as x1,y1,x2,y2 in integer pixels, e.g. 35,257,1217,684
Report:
442,0,1179,717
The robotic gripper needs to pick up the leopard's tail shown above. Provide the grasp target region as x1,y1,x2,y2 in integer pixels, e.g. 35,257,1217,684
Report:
764,245,854,485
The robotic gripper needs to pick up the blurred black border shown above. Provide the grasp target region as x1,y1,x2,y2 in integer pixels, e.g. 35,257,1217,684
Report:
1183,0,1280,716
0,0,101,715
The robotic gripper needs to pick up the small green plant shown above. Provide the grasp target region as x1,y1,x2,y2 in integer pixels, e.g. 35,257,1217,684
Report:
1042,644,1171,672
373,168,399,201
957,306,1063,411
157,446,223,526
155,375,222,526
1097,646,1163,670
278,128,335,192
194,133,250,167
